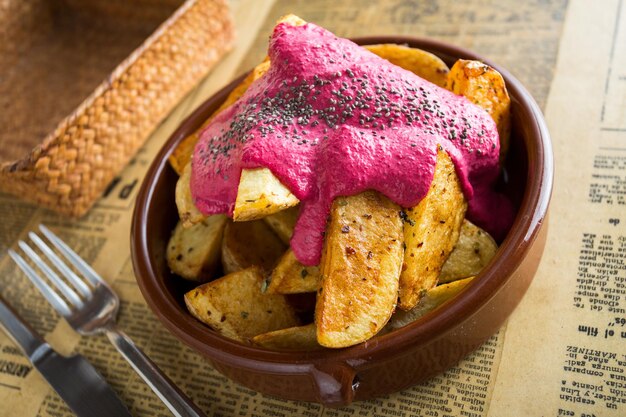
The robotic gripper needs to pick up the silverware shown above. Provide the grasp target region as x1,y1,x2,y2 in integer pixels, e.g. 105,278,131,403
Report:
9,225,206,417
0,294,133,417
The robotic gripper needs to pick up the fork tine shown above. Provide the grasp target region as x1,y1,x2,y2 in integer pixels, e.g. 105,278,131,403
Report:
18,240,84,309
39,225,101,287
28,232,93,300
8,249,72,317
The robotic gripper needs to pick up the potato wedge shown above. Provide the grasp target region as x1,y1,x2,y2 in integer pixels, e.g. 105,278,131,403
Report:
316,191,404,348
175,163,206,227
185,266,300,342
386,276,474,331
233,168,299,221
169,59,272,175
398,149,467,310
265,249,320,294
263,206,299,245
446,59,511,159
221,219,286,274
166,215,228,281
439,220,497,283
277,14,306,27
365,44,449,88
252,323,319,350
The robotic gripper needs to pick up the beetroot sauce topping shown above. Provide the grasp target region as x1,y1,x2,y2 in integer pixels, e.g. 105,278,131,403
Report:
191,23,514,266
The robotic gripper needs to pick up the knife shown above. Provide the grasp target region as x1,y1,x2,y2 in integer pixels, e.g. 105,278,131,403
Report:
0,294,133,417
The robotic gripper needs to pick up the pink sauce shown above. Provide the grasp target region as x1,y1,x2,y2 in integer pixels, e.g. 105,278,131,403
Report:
191,22,514,266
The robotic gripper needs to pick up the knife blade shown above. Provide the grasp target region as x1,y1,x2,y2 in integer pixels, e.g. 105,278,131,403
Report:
0,294,132,417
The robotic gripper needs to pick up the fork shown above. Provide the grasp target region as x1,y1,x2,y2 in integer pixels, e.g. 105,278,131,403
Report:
8,225,206,417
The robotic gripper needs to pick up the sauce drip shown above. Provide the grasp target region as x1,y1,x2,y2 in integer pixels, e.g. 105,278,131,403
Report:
191,22,514,266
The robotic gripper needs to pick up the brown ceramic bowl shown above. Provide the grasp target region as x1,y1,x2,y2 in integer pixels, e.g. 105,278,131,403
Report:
131,36,553,407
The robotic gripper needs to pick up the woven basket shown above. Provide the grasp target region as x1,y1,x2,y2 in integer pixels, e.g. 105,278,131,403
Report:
0,0,234,216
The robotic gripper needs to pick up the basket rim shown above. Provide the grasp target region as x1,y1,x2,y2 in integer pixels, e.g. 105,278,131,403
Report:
0,0,199,172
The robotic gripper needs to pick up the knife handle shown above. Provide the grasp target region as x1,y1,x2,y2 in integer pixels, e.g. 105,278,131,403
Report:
0,294,47,358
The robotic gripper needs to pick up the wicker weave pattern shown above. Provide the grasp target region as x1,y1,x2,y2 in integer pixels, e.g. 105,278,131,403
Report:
0,0,234,216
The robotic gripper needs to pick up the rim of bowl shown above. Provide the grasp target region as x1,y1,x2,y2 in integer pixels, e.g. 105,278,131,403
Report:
131,35,554,370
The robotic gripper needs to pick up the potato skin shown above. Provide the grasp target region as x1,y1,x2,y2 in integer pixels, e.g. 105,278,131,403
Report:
316,191,404,348
221,219,286,274
266,249,320,294
365,44,449,88
439,220,497,283
446,59,511,160
233,168,299,221
398,149,467,310
252,323,319,350
166,215,228,281
175,163,206,228
386,276,475,331
263,206,299,245
185,266,300,342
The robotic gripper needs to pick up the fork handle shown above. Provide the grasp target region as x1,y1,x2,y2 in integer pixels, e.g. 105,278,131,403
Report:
105,326,206,417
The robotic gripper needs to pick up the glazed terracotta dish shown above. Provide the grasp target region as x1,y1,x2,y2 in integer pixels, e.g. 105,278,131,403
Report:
131,35,553,406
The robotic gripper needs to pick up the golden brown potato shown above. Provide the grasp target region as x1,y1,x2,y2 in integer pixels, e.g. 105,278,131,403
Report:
166,215,228,281
252,323,319,350
316,191,404,348
365,44,449,88
439,220,497,283
185,267,300,342
265,249,320,294
262,206,299,245
398,149,467,310
386,276,474,331
446,59,511,159
169,59,271,175
277,14,306,26
233,168,299,221
175,163,206,227
221,220,286,274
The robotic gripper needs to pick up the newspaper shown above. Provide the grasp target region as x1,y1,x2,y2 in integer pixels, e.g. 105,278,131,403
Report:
0,0,623,415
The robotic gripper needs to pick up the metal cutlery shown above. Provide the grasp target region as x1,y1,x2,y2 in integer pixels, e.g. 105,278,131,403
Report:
0,294,133,417
9,225,206,417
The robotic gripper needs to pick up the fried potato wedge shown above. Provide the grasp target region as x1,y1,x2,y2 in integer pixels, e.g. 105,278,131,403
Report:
221,219,286,274
446,59,511,159
166,215,228,281
263,206,299,245
233,168,300,221
185,266,300,342
252,323,319,350
386,276,474,331
398,149,467,310
316,191,404,348
265,249,320,294
175,163,206,227
277,14,307,27
439,220,498,283
169,59,272,175
365,44,449,88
